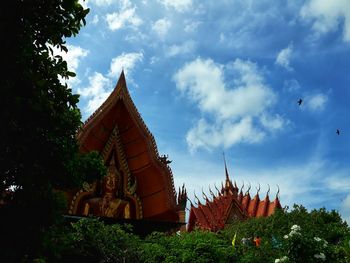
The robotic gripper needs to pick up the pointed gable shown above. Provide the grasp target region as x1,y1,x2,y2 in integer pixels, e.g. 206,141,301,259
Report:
75,72,179,221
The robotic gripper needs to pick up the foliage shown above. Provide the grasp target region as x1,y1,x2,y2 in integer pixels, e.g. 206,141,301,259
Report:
37,205,350,262
141,231,236,263
42,218,142,263
222,205,350,263
0,0,105,261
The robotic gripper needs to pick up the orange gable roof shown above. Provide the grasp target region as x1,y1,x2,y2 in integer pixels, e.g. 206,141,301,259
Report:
74,72,184,222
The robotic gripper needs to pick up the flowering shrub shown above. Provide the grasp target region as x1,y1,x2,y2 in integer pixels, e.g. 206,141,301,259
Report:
278,224,330,262
223,205,350,263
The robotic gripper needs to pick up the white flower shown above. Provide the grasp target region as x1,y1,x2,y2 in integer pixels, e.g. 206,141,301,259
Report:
291,225,301,231
289,229,301,236
275,256,288,263
314,253,326,261
284,235,289,239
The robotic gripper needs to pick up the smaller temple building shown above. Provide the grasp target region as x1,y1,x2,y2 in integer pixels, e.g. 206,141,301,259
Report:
187,159,282,232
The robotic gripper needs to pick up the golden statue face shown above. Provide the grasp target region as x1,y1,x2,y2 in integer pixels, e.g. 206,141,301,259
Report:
104,169,117,194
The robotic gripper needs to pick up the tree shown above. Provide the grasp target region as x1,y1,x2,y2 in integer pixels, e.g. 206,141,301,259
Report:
0,0,105,261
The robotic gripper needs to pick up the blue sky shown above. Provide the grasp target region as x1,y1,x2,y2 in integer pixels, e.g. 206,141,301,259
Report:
62,0,350,222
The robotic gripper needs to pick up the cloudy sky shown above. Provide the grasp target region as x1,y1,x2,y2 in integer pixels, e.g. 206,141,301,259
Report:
64,0,350,222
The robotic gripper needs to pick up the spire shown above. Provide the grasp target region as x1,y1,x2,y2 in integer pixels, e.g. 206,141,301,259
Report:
112,70,127,95
120,69,125,80
223,152,230,181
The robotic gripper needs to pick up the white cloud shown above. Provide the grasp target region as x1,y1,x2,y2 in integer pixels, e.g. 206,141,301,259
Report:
106,1,142,31
260,114,286,131
174,58,283,151
276,43,293,71
324,173,350,223
166,40,196,57
90,0,129,7
341,195,350,224
108,52,143,78
152,18,171,39
91,15,99,25
219,33,226,43
52,44,89,87
78,72,112,114
78,51,143,115
305,93,328,111
175,58,276,120
300,0,350,42
53,44,89,73
184,20,201,32
186,117,265,151
158,0,192,12
283,79,301,93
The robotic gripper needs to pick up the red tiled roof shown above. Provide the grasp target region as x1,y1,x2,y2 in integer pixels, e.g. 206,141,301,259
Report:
187,169,282,232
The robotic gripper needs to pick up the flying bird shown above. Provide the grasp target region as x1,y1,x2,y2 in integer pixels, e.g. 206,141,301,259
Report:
297,98,303,106
336,129,340,135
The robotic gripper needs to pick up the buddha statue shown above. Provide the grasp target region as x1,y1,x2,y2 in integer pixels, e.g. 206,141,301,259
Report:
83,160,130,219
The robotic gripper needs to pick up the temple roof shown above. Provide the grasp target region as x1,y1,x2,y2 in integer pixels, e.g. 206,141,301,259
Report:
187,160,282,232
77,71,179,221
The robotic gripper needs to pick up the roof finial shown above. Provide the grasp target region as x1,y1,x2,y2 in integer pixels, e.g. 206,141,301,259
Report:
240,181,245,193
202,187,209,202
223,151,230,182
256,183,261,195
208,185,215,198
214,183,221,196
245,183,251,195
266,184,270,198
187,196,194,207
194,190,201,205
120,68,126,79
276,184,280,199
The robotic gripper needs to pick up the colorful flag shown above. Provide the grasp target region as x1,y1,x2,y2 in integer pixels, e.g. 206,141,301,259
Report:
232,232,237,248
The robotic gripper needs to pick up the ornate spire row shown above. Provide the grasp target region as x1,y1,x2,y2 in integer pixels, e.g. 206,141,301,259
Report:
187,156,282,232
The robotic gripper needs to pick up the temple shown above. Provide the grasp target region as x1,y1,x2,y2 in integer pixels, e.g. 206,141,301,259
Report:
187,157,281,232
66,71,187,227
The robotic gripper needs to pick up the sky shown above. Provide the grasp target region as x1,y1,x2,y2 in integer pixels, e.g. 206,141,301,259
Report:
62,0,350,223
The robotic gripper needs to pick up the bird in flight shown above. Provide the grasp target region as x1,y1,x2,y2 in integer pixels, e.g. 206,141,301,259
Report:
297,98,303,106
336,129,340,135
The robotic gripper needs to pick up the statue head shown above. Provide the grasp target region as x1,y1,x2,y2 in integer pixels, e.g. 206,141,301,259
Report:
104,170,117,193
102,158,119,196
